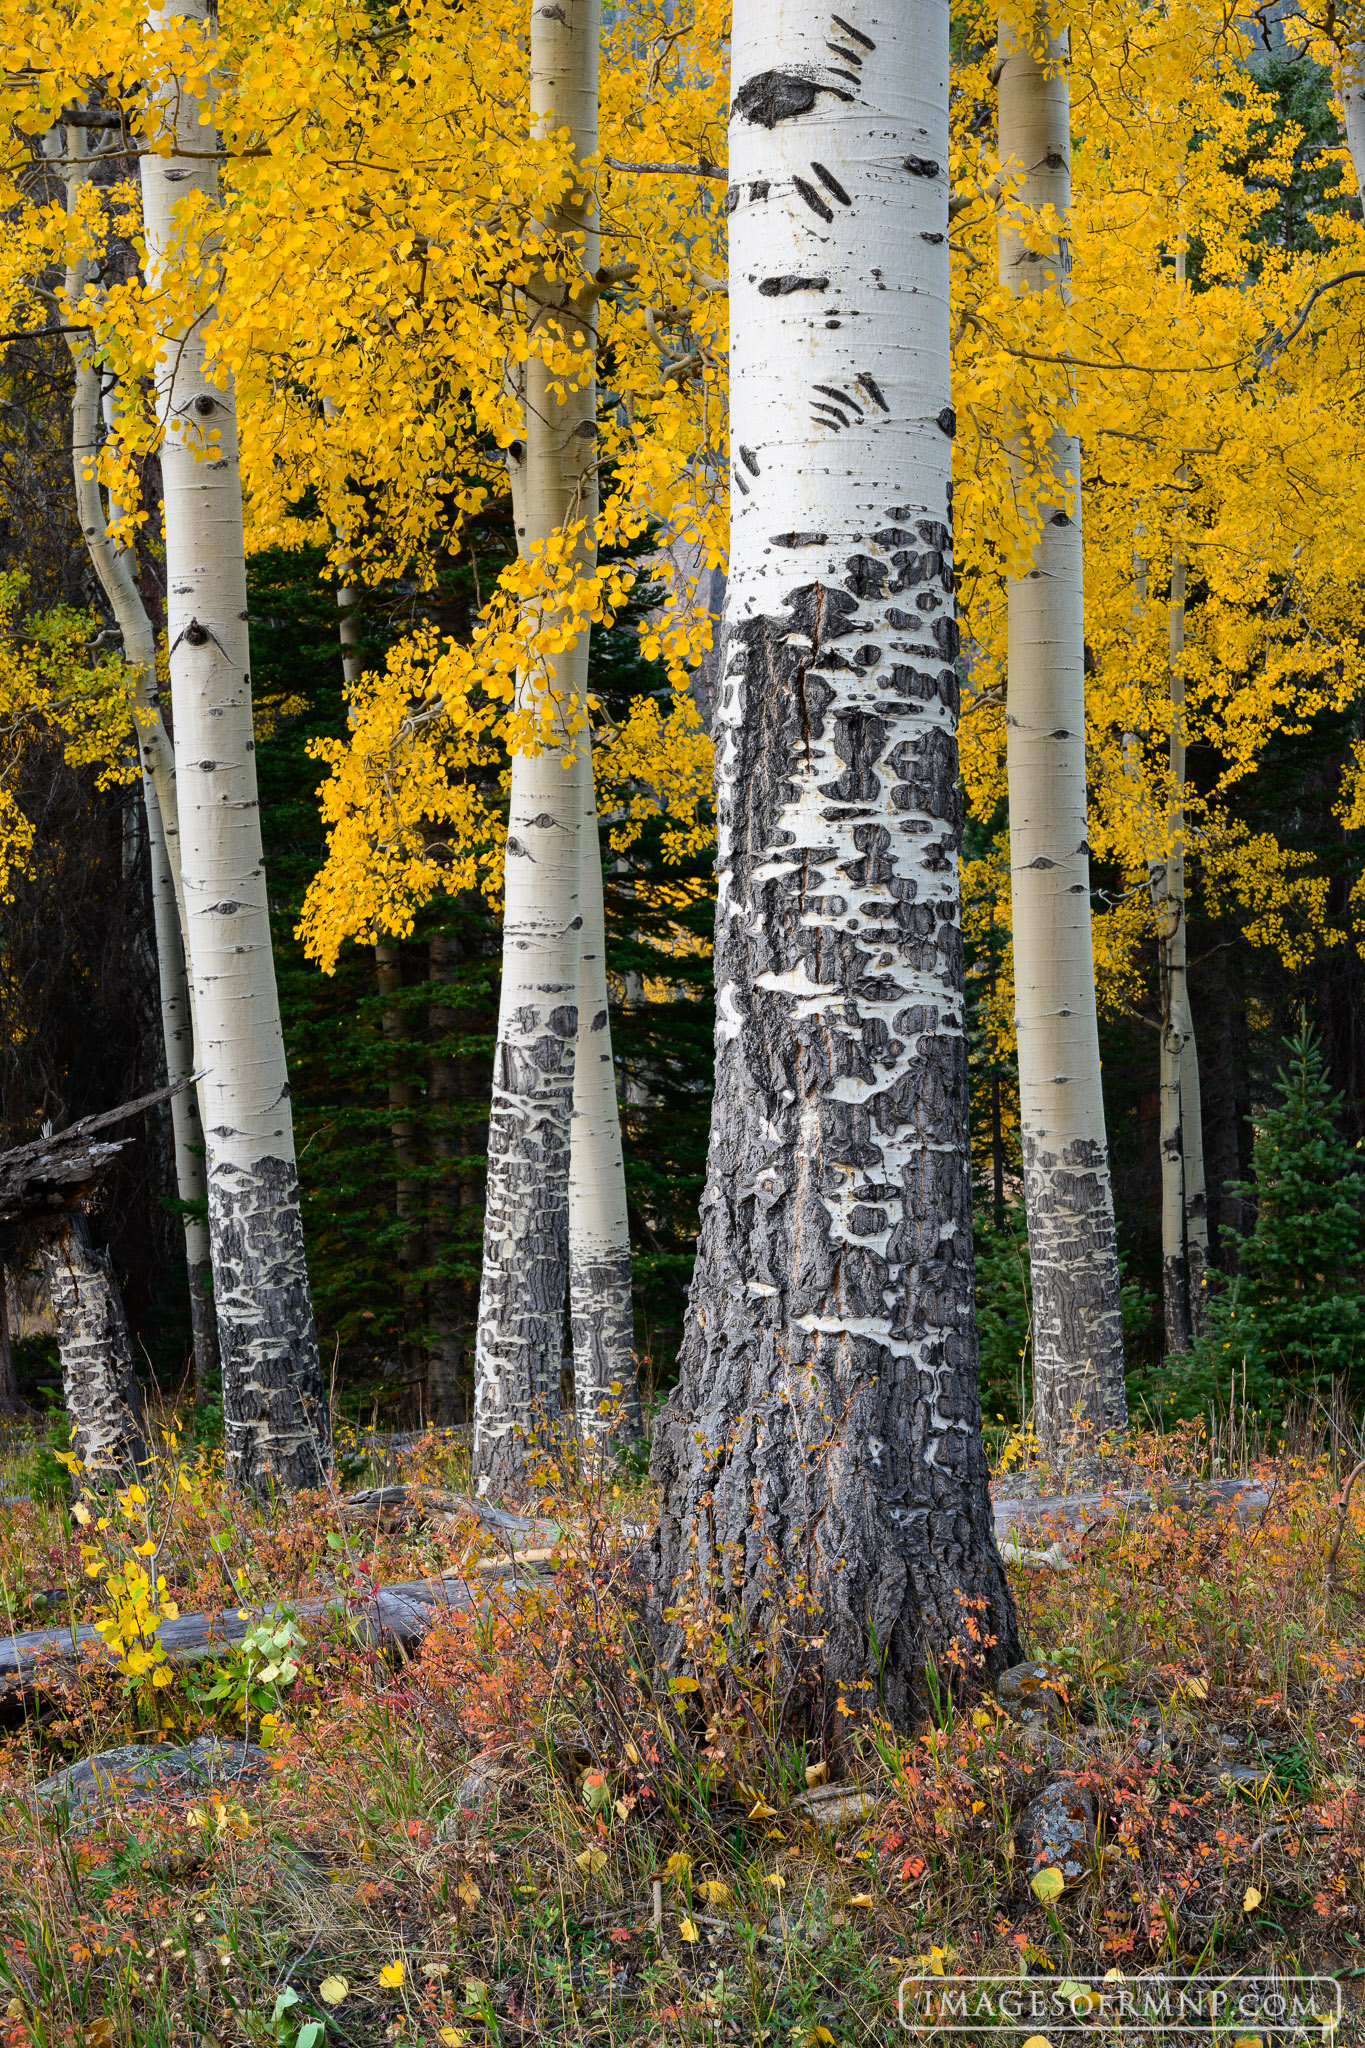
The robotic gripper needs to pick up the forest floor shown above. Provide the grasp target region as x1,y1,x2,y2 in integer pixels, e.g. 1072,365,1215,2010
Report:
0,1414,1362,2048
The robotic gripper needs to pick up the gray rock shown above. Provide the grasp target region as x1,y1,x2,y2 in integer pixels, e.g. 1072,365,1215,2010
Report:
35,1738,270,1818
1018,1775,1096,1885
1217,1762,1274,1792
995,1660,1072,1725
436,1757,504,1839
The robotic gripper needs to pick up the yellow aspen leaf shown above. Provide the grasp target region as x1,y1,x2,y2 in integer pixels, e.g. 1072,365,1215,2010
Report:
1030,1868,1065,1905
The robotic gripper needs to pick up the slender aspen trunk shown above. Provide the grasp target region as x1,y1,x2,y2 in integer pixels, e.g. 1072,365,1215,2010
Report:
1181,1019,1209,1333
1153,871,1189,1353
473,0,631,1491
651,0,1018,1724
1154,498,1190,1354
570,765,643,1454
1341,36,1365,195
61,122,218,1403
375,939,425,1383
1157,468,1209,1348
0,1264,22,1418
427,928,482,1425
328,516,426,1385
140,0,326,1492
42,1213,147,1478
997,9,1126,1460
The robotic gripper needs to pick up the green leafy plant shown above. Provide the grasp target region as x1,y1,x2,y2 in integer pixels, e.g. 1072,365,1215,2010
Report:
197,1607,306,1727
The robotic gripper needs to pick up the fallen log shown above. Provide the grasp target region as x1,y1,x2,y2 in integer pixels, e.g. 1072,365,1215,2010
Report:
0,1558,553,1695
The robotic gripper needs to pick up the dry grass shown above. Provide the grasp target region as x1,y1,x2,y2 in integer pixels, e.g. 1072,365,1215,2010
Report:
0,1409,1363,2046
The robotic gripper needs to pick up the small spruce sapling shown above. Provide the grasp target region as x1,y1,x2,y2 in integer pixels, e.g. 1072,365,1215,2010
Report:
1174,1023,1365,1413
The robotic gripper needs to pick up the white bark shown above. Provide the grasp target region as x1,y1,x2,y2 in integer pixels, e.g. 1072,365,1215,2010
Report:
140,0,326,1491
1342,35,1365,196
42,1214,147,1478
997,9,1126,1459
474,0,640,1489
61,122,219,1402
651,0,1018,1723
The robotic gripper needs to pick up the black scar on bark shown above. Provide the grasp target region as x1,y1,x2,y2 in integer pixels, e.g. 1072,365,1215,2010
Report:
843,554,888,600
771,532,829,547
831,11,874,47
937,406,957,437
932,616,960,660
732,70,853,127
812,162,852,205
793,176,835,222
759,275,829,296
903,155,941,178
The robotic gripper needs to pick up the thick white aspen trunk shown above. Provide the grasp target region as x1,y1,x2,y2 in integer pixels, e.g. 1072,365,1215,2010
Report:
140,0,326,1492
62,123,218,1402
997,10,1126,1459
569,752,643,1454
474,0,640,1488
42,1214,147,1478
651,0,1018,1723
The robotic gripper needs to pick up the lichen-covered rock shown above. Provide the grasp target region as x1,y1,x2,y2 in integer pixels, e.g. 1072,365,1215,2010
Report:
1018,1775,1096,1884
994,1660,1071,1724
34,1738,270,1818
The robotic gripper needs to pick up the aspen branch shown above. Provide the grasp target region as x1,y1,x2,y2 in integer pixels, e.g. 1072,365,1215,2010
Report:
1257,268,1365,368
602,156,724,178
0,323,91,343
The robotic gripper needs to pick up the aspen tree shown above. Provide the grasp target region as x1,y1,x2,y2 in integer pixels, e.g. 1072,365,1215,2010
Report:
1149,453,1209,1344
60,120,219,1400
569,758,643,1456
473,0,618,1489
996,5,1126,1458
139,0,327,1491
651,0,1018,1724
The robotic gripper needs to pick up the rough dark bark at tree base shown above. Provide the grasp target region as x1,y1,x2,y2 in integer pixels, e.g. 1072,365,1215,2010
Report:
1023,1133,1128,1464
42,1215,147,1478
570,1239,644,1453
649,595,1021,1728
212,1154,329,1495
